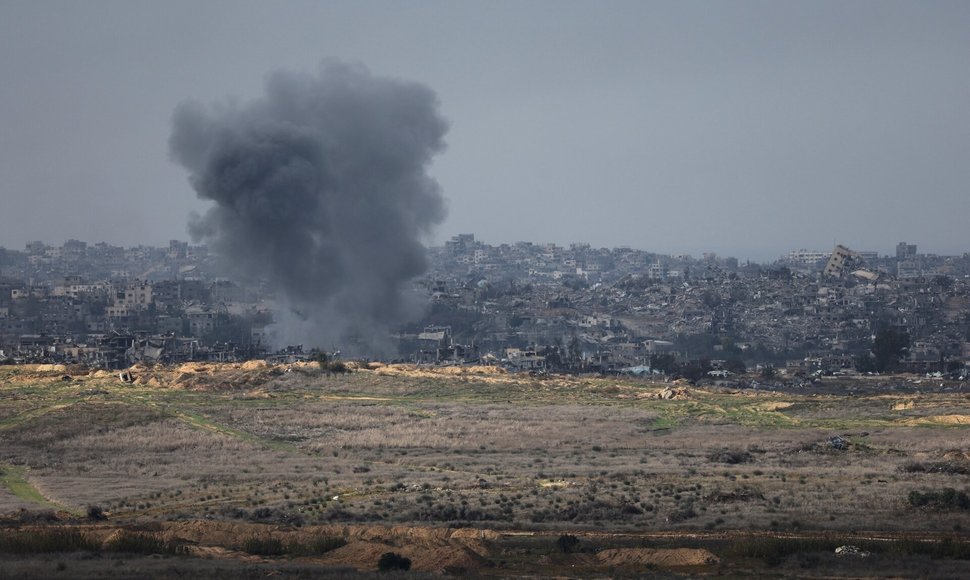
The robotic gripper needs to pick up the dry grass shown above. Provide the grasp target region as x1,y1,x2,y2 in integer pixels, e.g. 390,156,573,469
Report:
0,364,967,537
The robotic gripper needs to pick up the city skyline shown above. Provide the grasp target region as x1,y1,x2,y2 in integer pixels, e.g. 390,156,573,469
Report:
0,234,962,266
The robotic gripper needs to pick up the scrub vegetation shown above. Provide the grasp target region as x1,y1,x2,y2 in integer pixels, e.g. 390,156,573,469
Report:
0,363,967,577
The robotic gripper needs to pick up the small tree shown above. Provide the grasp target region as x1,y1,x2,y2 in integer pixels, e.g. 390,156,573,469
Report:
86,505,106,521
312,350,330,366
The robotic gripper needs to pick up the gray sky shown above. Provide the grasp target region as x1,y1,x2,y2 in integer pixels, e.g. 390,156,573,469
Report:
1,1,968,261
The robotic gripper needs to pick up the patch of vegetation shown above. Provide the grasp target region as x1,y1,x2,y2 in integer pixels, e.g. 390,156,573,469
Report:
725,534,970,566
104,531,188,555
0,463,71,512
705,486,764,503
666,502,698,523
901,461,970,475
0,529,100,554
241,534,347,557
377,551,412,572
722,536,842,566
708,448,752,464
908,488,970,511
556,534,580,553
86,504,107,521
242,536,285,556
889,538,970,560
248,506,305,526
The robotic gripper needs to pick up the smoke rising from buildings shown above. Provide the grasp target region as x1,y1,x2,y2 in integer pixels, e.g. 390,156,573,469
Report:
169,61,448,352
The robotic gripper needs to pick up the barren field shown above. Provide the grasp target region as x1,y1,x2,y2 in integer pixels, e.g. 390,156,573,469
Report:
1,362,968,577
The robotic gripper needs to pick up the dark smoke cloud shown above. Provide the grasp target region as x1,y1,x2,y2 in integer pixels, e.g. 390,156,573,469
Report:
169,61,447,352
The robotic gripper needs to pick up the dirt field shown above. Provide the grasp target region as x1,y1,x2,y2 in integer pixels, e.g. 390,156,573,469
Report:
0,363,968,577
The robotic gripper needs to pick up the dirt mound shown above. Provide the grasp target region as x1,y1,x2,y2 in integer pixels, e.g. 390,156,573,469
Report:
170,364,282,391
448,527,501,542
656,386,689,400
161,521,491,549
177,362,213,374
758,401,793,411
411,545,487,572
942,449,970,461
438,365,506,375
315,541,388,568
316,541,484,573
595,547,719,567
25,363,68,373
163,520,270,547
375,364,506,379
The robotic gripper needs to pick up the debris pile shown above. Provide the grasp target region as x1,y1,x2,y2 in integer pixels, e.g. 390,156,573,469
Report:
657,387,689,400
834,545,870,558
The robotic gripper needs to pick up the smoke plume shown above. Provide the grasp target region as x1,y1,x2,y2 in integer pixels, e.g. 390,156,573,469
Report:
169,61,447,353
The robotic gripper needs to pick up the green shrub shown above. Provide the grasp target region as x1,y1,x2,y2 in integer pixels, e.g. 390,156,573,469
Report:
708,449,752,464
377,551,411,571
104,531,187,555
890,538,970,559
86,505,107,521
0,529,100,554
242,536,285,556
327,361,350,374
556,534,580,553
722,537,842,566
724,535,970,564
901,461,970,475
908,488,970,511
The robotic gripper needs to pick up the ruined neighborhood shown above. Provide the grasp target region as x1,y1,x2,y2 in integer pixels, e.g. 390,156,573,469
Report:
1,236,969,381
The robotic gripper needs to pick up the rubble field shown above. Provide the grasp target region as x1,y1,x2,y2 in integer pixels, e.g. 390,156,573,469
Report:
0,362,968,578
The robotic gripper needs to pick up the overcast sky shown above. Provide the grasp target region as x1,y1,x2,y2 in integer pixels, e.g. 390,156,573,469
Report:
1,1,968,261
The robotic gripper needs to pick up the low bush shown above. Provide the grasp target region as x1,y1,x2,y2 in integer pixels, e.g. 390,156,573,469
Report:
14,509,60,524
0,529,100,554
901,461,970,475
377,551,411,571
104,531,187,555
86,505,107,521
908,488,970,511
707,448,752,464
248,507,305,526
556,534,580,553
242,536,285,556
724,535,970,565
890,538,970,560
722,537,842,566
666,503,698,523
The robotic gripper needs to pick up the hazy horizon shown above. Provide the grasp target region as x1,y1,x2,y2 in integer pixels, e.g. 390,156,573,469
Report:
2,1,969,263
